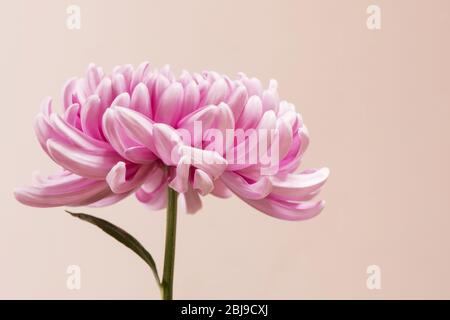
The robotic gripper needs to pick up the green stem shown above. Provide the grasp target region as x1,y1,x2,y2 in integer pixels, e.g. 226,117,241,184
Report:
161,187,178,300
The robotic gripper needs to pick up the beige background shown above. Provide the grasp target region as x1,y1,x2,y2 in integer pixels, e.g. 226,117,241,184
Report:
1,0,449,299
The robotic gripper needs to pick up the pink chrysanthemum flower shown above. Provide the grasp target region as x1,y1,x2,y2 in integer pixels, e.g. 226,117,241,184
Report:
15,62,328,221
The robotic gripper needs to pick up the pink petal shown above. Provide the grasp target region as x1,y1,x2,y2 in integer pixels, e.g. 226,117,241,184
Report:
202,78,229,106
14,173,110,208
80,95,103,140
46,139,121,179
210,179,233,198
50,113,111,150
193,169,214,195
227,85,248,121
168,155,191,193
112,106,156,153
111,92,131,107
95,77,113,109
141,163,166,193
124,146,157,164
152,123,183,165
220,172,272,200
154,82,184,126
242,198,325,221
130,82,151,117
64,104,80,127
180,186,202,214
180,81,200,118
236,95,262,129
112,73,127,96
180,146,227,179
136,182,168,210
106,162,153,194
62,77,78,110
130,61,150,91
270,167,329,201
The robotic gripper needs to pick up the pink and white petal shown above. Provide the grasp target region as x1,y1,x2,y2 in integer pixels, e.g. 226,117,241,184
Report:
151,74,170,107
130,61,150,91
112,106,157,153
180,81,200,118
14,175,110,208
262,79,279,113
106,162,153,194
88,190,133,207
141,163,166,193
34,114,63,154
111,92,131,108
227,85,248,121
86,63,103,92
136,182,168,211
275,118,293,160
62,77,78,110
112,73,127,96
80,95,103,140
64,104,80,128
193,169,214,196
50,113,111,150
241,197,325,221
220,171,272,200
177,105,218,147
270,167,330,201
210,178,233,198
152,123,183,165
179,186,202,214
236,95,262,129
124,146,157,164
95,77,113,109
168,156,191,193
154,82,184,126
201,78,229,106
239,75,263,97
46,139,121,179
180,146,227,179
130,82,151,117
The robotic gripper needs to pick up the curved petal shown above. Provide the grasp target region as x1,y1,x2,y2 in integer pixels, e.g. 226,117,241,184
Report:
168,155,191,193
136,182,168,210
112,106,156,153
210,178,233,198
227,85,247,121
242,197,325,221
50,113,111,150
220,171,272,200
62,77,78,110
154,82,184,126
141,163,166,193
193,169,214,196
152,123,182,165
14,173,110,208
270,167,330,201
236,95,262,129
80,95,103,140
106,162,153,194
201,78,229,106
179,186,202,214
130,82,151,117
180,146,227,179
124,146,157,164
47,139,121,179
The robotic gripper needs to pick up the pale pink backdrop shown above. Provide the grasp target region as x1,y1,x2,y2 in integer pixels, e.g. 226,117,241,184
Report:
1,0,449,299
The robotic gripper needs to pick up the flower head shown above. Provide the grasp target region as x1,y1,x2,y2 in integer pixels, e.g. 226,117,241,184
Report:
14,62,328,220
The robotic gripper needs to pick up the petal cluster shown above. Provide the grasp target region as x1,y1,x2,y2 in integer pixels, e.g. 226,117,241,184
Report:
14,62,329,220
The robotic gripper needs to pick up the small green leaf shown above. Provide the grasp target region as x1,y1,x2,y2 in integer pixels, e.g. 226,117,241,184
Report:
66,210,161,287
